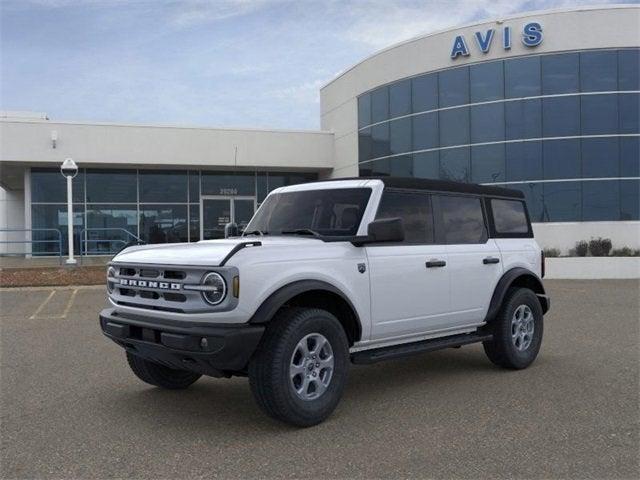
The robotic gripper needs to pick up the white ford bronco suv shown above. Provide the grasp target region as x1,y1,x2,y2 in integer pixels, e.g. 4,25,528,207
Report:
100,178,550,426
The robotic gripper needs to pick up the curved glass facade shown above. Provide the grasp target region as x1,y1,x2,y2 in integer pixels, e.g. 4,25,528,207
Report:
357,49,640,222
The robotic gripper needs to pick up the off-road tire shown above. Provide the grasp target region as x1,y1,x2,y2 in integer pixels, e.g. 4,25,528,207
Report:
248,307,350,427
483,287,544,369
126,352,202,389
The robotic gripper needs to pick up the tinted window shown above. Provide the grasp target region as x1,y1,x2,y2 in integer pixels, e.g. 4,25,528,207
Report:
438,195,486,244
389,79,411,117
440,148,470,182
389,117,411,155
618,49,640,90
509,182,544,223
543,139,581,180
620,179,640,220
621,137,640,177
580,51,617,92
471,144,505,183
389,155,413,176
140,170,188,203
201,172,255,196
86,169,136,203
543,182,581,222
506,142,543,182
188,171,200,203
439,108,469,147
542,96,580,137
491,199,529,234
470,103,504,143
581,138,619,178
359,128,373,162
412,112,439,151
505,99,542,140
439,67,469,107
86,205,138,254
505,56,541,98
413,151,440,179
371,123,390,158
358,93,371,128
619,93,640,134
375,190,434,244
412,74,438,112
31,168,85,203
371,87,389,123
246,188,371,237
581,94,618,135
542,53,579,94
189,205,200,242
139,205,188,244
367,158,391,176
470,61,504,102
31,204,84,255
583,180,620,221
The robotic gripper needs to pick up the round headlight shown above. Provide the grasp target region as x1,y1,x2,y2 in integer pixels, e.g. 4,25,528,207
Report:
201,272,227,305
107,266,116,293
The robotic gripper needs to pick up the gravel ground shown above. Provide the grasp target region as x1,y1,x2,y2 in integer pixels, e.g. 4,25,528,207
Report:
1,280,638,479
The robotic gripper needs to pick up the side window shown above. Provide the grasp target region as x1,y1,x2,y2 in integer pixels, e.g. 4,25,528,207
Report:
491,199,530,235
375,190,434,244
438,195,487,244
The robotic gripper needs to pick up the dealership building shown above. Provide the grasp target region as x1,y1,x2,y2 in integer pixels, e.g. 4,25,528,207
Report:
1,5,638,258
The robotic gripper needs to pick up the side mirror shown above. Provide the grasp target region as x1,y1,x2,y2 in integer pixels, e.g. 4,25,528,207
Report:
352,217,404,246
224,222,239,238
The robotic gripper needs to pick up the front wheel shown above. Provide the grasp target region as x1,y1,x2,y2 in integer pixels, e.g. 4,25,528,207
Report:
483,287,544,369
248,307,349,427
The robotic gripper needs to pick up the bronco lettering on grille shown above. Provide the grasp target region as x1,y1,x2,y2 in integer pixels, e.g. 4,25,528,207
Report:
119,279,181,290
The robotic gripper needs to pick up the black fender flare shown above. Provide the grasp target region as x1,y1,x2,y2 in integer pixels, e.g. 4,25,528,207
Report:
484,268,550,323
248,279,362,340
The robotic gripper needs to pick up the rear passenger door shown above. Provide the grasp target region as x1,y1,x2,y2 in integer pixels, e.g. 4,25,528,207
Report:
434,194,503,327
366,190,451,341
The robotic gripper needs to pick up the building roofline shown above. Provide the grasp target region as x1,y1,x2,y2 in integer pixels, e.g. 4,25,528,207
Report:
320,4,638,91
0,117,333,136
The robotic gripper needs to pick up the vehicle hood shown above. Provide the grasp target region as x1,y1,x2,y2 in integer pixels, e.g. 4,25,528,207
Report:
112,236,323,266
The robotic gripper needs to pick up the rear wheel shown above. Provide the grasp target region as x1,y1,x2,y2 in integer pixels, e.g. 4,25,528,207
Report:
248,307,349,427
126,352,202,389
483,287,543,369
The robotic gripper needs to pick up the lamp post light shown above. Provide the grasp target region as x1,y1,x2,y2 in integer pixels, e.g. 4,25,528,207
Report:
60,158,78,265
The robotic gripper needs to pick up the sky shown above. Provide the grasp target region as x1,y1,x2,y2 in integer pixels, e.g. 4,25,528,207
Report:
1,0,636,130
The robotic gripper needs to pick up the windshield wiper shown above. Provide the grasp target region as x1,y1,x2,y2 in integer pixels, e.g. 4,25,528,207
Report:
280,228,322,238
243,230,268,236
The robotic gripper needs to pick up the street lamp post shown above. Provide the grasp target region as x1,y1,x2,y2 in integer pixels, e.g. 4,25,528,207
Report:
60,158,78,265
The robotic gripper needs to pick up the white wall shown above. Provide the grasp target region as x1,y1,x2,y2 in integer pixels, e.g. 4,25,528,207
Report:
0,186,25,254
545,257,640,279
533,221,640,254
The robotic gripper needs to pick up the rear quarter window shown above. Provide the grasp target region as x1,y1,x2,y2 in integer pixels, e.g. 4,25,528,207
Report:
438,195,487,244
490,199,531,235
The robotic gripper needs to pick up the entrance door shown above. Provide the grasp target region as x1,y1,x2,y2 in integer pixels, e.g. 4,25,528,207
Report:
200,196,256,240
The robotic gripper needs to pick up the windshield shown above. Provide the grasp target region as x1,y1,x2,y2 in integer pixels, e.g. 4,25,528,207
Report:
244,188,372,237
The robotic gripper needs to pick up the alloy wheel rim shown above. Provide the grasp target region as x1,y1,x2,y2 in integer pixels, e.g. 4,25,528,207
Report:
289,333,334,401
511,304,534,351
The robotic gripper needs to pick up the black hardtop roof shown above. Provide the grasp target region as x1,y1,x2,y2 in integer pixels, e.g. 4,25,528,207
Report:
324,177,524,199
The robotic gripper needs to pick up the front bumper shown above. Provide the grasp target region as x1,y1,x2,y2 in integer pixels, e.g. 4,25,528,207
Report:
99,308,264,377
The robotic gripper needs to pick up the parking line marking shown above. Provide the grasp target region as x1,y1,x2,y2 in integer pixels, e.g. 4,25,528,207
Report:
29,290,56,319
60,289,78,319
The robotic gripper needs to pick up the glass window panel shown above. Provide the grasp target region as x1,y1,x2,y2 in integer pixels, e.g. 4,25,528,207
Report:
359,128,373,162
266,172,316,193
582,138,619,178
619,49,640,91
201,172,255,196
543,139,580,180
139,205,188,244
412,73,438,113
583,181,620,221
139,170,188,203
388,155,412,176
389,79,411,118
505,99,542,140
412,112,438,151
439,108,469,147
31,204,84,255
619,93,640,134
188,171,200,203
580,51,617,92
86,169,136,203
257,172,268,203
620,179,640,220
85,205,138,255
510,182,544,222
581,94,618,135
358,93,371,128
375,191,434,244
371,87,389,123
470,103,504,143
371,123,390,158
413,151,440,179
368,158,391,176
189,205,200,242
439,147,470,182
470,61,504,102
471,144,505,183
438,195,486,244
541,53,579,94
543,181,581,222
491,199,529,234
505,56,541,98
439,67,469,108
542,96,580,137
389,117,411,155
506,141,543,182
359,163,373,177
621,137,640,177
31,168,85,203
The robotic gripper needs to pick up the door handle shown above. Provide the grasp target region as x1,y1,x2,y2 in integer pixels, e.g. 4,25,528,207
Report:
483,257,500,265
426,260,446,268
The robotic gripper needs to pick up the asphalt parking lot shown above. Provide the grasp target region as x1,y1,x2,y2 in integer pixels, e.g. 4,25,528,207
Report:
1,280,638,479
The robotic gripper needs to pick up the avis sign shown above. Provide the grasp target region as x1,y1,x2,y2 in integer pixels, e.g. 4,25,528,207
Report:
450,22,543,59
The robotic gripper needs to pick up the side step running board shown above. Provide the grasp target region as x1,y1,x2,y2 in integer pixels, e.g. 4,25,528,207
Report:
351,332,493,365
